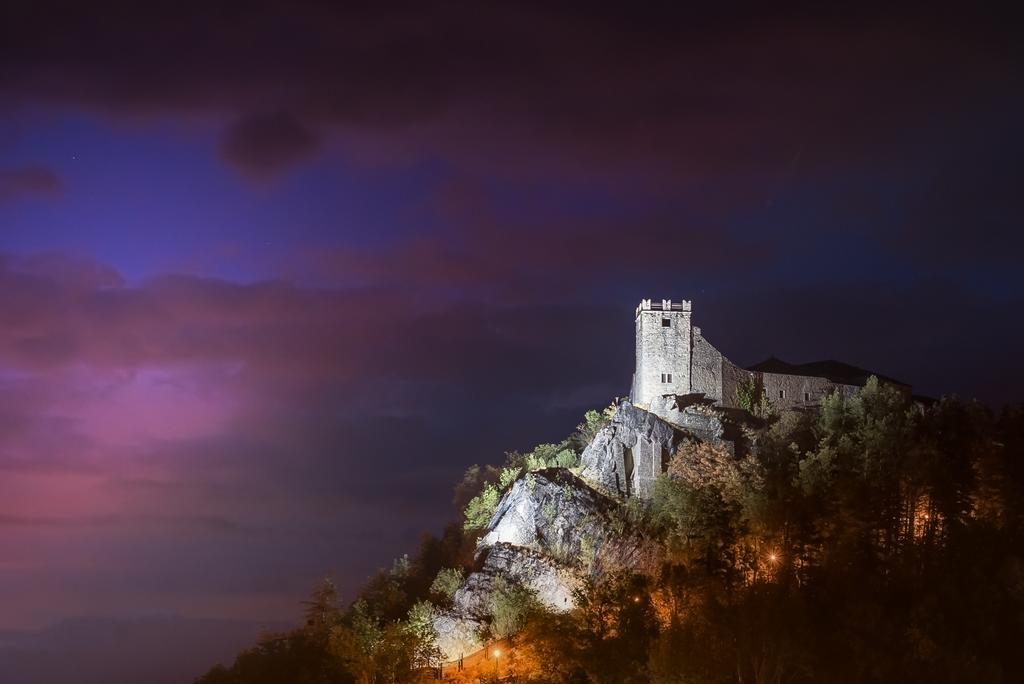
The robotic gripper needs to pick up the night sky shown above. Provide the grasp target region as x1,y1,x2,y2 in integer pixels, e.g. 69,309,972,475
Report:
1,2,1022,675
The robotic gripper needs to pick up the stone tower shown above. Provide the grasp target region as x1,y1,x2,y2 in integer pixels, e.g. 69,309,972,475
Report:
631,298,692,408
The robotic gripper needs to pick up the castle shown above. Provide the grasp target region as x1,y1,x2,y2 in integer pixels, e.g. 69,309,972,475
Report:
577,298,912,500
435,299,915,658
630,298,910,420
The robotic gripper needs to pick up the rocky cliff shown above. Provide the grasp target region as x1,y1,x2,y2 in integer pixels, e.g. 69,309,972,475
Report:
434,468,661,659
579,401,680,498
434,401,738,660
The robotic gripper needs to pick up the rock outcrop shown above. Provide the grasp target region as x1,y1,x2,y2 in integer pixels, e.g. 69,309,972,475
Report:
433,468,661,661
481,469,657,576
431,402,745,661
579,399,747,499
579,400,681,498
451,543,581,618
433,610,484,664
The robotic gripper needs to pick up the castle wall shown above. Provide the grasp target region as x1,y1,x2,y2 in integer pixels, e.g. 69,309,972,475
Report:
632,299,691,409
688,327,759,410
759,374,866,410
759,372,841,410
690,327,724,402
721,357,754,409
632,298,896,414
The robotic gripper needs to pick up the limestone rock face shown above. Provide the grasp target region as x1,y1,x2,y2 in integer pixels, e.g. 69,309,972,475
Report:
646,394,742,456
579,401,681,499
433,610,484,663
452,543,581,618
481,468,659,576
432,468,662,660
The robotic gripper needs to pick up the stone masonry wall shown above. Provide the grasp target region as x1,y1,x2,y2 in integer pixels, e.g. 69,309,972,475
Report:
721,357,754,409
690,326,724,403
633,298,887,413
760,373,860,411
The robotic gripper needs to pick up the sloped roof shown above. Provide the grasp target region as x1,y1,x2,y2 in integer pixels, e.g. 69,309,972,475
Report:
746,356,909,388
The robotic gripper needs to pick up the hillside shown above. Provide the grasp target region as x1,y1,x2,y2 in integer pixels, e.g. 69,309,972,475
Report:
197,379,1024,683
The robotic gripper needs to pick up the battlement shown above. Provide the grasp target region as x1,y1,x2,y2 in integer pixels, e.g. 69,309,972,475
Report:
636,298,691,315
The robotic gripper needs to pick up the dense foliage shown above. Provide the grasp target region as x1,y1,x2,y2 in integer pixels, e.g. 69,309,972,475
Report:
513,380,1024,682
198,384,1024,682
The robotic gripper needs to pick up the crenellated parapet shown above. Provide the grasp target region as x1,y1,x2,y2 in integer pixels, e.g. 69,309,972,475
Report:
636,298,691,315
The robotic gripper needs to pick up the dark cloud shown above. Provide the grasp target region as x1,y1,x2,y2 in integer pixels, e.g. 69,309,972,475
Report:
0,166,63,202
1,3,1018,185
220,111,320,177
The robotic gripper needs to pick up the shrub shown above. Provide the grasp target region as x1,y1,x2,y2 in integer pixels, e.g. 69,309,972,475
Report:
525,442,579,471
575,402,618,446
429,567,464,602
463,483,500,531
498,465,521,490
489,577,540,639
452,464,499,512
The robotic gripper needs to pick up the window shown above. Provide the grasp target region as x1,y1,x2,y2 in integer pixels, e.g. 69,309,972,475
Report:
661,373,673,383
662,318,671,327
804,392,810,401
779,389,786,399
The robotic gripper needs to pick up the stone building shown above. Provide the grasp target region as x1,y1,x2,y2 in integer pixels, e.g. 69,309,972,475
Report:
631,298,910,417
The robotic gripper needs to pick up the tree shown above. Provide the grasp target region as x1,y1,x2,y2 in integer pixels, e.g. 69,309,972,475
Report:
489,577,540,639
652,440,763,576
429,567,464,604
303,577,342,638
328,600,380,683
404,600,443,668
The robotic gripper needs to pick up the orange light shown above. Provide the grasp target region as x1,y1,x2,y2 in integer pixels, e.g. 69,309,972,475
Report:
768,553,778,563
493,648,501,658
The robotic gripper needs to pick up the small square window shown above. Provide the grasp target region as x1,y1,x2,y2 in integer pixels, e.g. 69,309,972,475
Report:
779,389,786,399
662,318,671,327
661,373,672,383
